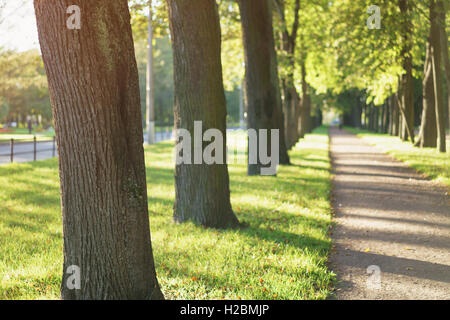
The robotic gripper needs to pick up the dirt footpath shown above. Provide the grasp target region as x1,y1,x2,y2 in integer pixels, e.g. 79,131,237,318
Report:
328,127,450,300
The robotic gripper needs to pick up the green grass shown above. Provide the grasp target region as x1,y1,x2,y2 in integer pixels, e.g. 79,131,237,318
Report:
0,128,55,143
0,126,334,300
345,127,450,187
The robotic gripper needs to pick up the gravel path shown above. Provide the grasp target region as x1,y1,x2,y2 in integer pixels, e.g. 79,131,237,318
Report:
328,127,450,300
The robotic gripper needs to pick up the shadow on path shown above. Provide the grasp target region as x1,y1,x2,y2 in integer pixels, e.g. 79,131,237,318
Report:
328,126,450,300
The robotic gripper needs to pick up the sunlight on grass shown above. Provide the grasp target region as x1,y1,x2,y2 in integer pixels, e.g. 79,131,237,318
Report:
0,126,334,300
346,127,450,186
0,128,55,143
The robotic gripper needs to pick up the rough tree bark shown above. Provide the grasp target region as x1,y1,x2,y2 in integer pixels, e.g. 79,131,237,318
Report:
34,0,163,299
237,0,290,174
167,0,239,228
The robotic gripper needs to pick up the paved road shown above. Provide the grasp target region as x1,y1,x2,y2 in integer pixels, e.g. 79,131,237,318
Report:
0,128,246,165
328,127,450,299
0,131,174,165
0,140,56,164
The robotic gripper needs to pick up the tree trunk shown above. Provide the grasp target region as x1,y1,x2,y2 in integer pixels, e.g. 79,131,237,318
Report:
438,4,450,130
372,106,376,131
300,60,311,138
352,96,362,128
416,5,439,148
363,102,368,129
368,105,374,131
374,106,379,132
167,0,239,228
238,0,290,172
34,0,163,299
433,0,446,152
295,90,302,137
384,101,390,133
388,96,393,134
239,79,245,128
393,93,400,136
273,0,301,149
417,44,437,147
398,0,415,143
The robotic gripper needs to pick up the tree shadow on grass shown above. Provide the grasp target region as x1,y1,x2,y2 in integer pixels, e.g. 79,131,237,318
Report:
0,158,58,176
237,226,330,253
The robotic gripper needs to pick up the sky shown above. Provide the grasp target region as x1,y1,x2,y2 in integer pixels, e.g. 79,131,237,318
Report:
0,1,39,52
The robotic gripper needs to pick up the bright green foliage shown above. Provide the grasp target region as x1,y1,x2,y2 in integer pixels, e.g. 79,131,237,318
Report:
129,0,170,39
304,0,434,106
0,127,335,300
0,97,9,121
218,0,244,92
0,50,50,124
134,36,175,126
129,0,244,126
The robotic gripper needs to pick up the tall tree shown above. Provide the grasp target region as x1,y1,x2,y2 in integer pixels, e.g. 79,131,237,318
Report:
438,2,450,130
273,0,301,149
167,0,240,228
237,0,290,175
398,0,414,143
416,0,445,150
300,48,311,138
34,0,163,299
432,0,446,152
0,50,51,125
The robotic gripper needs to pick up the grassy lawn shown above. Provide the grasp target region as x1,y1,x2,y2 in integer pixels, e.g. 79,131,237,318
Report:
0,128,55,143
346,127,450,187
0,126,334,300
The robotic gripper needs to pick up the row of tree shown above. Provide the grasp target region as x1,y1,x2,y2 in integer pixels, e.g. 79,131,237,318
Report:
0,50,51,127
31,0,447,299
34,0,317,299
324,0,449,153
0,26,242,131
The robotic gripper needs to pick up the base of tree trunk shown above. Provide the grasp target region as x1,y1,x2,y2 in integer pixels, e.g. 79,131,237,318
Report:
174,208,240,229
